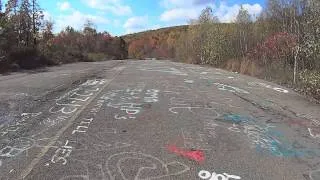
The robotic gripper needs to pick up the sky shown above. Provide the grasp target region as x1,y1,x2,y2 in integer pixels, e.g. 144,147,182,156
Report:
2,0,266,36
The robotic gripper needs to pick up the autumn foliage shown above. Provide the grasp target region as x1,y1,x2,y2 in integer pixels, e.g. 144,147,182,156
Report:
247,32,298,64
0,0,127,73
46,27,127,64
123,1,320,100
123,26,187,59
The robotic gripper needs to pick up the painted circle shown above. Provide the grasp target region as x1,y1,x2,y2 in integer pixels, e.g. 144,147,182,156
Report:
8,137,34,150
198,170,211,179
273,87,289,93
214,174,227,180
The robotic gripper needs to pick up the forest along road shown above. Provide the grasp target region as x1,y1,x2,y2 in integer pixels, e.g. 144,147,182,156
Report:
0,60,319,180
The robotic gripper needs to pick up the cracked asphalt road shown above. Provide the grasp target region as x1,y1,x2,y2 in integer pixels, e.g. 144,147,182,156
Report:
0,60,320,180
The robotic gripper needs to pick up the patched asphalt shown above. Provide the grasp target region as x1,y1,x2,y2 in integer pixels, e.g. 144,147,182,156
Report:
0,60,320,180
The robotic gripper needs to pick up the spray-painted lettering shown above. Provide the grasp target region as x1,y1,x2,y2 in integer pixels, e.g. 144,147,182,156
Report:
198,170,241,180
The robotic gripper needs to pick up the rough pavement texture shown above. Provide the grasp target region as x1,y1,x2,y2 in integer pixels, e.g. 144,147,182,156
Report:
0,60,319,180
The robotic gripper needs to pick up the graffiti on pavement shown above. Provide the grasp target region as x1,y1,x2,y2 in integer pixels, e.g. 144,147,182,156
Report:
198,170,241,180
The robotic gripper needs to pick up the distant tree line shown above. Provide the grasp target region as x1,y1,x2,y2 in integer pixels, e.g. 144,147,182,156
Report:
124,26,187,60
0,0,127,72
125,0,320,100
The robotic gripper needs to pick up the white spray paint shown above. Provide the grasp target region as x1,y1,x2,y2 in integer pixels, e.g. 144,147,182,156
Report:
114,114,136,120
227,122,282,154
51,140,73,165
248,82,289,93
213,83,249,94
0,112,42,137
72,118,93,135
273,87,289,93
138,67,188,76
200,72,209,75
0,137,35,158
104,88,160,120
80,79,106,86
41,116,68,127
21,112,42,118
308,128,320,138
49,79,106,115
106,152,190,180
184,79,194,84
199,170,241,180
144,89,159,103
15,93,29,97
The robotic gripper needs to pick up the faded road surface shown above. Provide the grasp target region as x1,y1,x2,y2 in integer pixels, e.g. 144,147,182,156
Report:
0,60,320,180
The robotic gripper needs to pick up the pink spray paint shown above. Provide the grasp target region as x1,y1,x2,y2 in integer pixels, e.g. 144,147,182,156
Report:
167,145,205,163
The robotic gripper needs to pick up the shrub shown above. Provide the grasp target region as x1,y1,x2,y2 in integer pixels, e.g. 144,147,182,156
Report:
0,57,10,73
247,32,298,66
87,53,107,62
8,47,53,69
298,70,320,100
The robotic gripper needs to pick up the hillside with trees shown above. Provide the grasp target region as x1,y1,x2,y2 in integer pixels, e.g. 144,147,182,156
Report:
0,0,128,73
123,0,320,100
123,25,188,59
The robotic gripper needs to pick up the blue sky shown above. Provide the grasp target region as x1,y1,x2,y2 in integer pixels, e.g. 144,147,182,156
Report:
2,0,266,36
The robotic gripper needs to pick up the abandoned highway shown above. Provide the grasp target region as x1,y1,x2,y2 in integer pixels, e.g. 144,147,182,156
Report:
0,60,320,180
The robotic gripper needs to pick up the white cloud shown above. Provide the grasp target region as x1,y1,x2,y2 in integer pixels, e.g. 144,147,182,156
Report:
160,7,202,22
83,0,132,16
54,10,109,32
160,0,263,24
57,1,72,11
214,4,240,23
159,0,213,23
124,16,160,34
161,0,212,8
215,3,263,23
243,4,263,17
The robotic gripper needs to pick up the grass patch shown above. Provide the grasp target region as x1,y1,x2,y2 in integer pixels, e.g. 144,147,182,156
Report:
87,53,108,62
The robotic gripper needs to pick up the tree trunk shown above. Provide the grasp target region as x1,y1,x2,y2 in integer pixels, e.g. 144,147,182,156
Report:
32,0,37,46
293,46,299,84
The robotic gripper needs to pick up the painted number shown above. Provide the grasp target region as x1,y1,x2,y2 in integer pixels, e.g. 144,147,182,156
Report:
51,140,73,165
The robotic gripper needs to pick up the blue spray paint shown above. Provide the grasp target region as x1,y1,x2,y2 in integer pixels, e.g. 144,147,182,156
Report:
223,114,255,124
223,114,316,158
266,140,304,157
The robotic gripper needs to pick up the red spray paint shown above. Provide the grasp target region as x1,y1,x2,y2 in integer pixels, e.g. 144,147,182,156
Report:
167,145,205,163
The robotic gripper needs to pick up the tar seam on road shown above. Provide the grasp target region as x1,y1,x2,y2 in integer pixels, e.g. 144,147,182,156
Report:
18,63,127,180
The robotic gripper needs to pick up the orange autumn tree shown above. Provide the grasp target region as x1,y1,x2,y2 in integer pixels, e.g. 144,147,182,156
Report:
128,39,146,59
128,36,172,59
